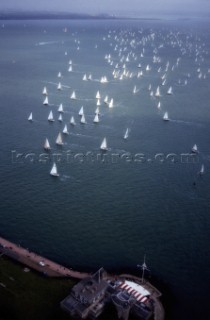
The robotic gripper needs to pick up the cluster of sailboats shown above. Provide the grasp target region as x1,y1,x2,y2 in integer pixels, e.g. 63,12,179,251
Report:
40,82,119,176
27,25,208,178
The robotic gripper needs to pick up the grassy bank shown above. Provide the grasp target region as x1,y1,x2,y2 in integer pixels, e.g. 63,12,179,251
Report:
0,256,123,320
0,256,76,320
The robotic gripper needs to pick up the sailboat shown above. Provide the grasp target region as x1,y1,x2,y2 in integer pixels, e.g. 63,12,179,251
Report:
167,86,173,95
42,87,48,95
28,112,33,121
80,114,86,124
48,111,54,122
133,85,138,94
58,104,64,113
104,95,109,104
63,124,69,135
83,74,87,81
68,65,73,72
109,98,113,108
93,114,99,123
96,91,101,99
78,106,84,116
191,144,198,153
57,72,62,78
95,106,100,115
56,132,63,145
100,76,108,83
199,164,204,175
58,114,63,122
157,101,161,109
155,86,161,97
57,82,62,90
44,138,51,150
70,91,76,100
50,162,59,177
70,116,76,126
124,128,129,139
100,137,108,151
162,79,166,86
163,112,169,121
96,99,101,106
43,96,49,105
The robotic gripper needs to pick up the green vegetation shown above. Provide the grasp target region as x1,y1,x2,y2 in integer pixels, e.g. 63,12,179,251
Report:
0,256,76,320
0,256,122,320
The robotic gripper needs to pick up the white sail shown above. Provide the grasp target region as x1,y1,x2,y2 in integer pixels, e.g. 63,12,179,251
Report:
48,111,54,122
50,162,59,177
100,76,108,83
63,124,69,135
83,74,87,81
88,74,92,81
80,114,86,124
96,91,101,99
57,72,62,78
162,79,166,86
157,101,161,109
137,71,143,77
58,114,63,122
58,103,64,113
163,112,169,121
124,128,129,139
57,82,62,90
70,116,76,125
42,87,48,95
44,138,51,150
68,65,73,72
199,164,204,175
192,144,198,153
104,95,109,104
78,106,84,116
43,96,49,105
133,85,137,94
155,86,161,97
93,114,99,123
70,91,76,100
56,132,63,145
167,86,173,95
96,99,101,106
95,106,100,115
109,98,113,108
100,137,107,150
28,112,33,121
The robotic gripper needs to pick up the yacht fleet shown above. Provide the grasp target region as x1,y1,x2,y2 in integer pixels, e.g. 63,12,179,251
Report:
27,25,209,178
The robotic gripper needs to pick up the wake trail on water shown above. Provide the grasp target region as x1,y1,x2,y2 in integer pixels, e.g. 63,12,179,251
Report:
43,81,71,89
170,119,204,127
60,175,76,182
36,41,61,46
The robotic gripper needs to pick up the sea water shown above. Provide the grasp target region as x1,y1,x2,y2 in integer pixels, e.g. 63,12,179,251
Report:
0,18,210,319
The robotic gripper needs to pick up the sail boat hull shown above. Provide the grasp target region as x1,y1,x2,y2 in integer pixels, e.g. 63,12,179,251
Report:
50,163,59,177
100,138,108,151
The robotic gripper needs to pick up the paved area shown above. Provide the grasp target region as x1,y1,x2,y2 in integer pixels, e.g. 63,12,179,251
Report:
0,236,90,279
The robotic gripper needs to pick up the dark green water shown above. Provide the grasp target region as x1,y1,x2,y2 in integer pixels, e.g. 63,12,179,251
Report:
0,18,210,319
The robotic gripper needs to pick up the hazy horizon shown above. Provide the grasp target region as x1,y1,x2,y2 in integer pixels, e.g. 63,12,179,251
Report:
0,0,210,17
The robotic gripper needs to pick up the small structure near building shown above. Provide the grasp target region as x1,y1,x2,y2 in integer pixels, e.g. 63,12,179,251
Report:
60,268,163,320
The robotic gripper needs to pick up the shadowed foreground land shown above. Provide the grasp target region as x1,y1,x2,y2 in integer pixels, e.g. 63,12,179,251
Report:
0,256,76,320
0,257,120,320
